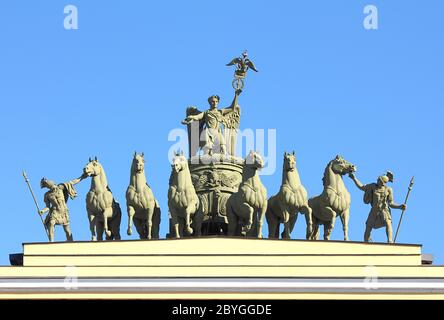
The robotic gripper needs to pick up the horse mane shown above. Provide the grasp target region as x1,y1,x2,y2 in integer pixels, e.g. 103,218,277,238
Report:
130,157,140,186
168,170,176,187
130,157,136,173
96,162,109,189
322,160,333,187
181,160,192,183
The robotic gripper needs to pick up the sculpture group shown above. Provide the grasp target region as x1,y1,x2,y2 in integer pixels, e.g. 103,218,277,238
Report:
26,53,411,244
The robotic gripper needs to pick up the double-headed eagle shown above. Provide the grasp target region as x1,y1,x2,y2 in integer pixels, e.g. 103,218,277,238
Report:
226,51,258,79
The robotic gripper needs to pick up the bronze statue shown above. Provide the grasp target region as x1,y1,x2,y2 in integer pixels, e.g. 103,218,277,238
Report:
226,151,268,238
83,157,122,241
348,171,407,243
266,152,312,239
182,89,242,157
126,152,161,239
309,155,356,240
168,151,200,238
39,175,85,242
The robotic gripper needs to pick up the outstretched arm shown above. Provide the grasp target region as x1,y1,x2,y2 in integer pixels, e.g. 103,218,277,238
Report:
221,89,242,115
348,173,366,191
59,174,87,190
388,188,407,210
57,174,87,198
68,173,87,186
182,111,204,124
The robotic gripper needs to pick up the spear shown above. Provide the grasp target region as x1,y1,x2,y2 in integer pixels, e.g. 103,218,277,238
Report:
22,171,50,240
394,176,415,243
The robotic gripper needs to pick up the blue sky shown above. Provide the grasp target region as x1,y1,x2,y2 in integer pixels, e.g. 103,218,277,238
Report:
0,0,443,265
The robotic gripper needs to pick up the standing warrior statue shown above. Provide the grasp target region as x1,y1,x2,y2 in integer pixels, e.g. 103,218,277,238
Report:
39,174,86,242
182,89,242,157
348,171,407,243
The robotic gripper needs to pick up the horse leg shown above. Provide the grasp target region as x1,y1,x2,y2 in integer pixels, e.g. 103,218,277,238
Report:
276,200,290,239
324,214,336,240
313,224,320,240
184,206,194,236
230,201,254,237
103,207,113,238
178,216,186,238
111,204,121,240
240,204,254,237
339,208,350,241
300,204,313,240
281,209,292,239
192,207,204,237
135,214,147,239
134,218,145,239
152,203,161,239
310,216,320,240
265,201,279,239
96,222,104,241
307,198,319,240
127,205,135,236
87,212,97,241
309,207,319,240
226,200,239,237
288,210,298,233
170,208,180,238
146,205,155,240
257,202,268,239
232,201,254,232
284,212,298,240
317,206,336,240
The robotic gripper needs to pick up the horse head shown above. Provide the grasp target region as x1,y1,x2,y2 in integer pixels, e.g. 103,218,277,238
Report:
171,151,188,174
283,151,296,172
245,151,265,170
330,155,356,176
132,151,145,174
83,157,103,178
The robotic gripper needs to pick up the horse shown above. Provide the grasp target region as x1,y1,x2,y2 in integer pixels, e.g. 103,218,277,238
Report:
226,151,268,238
83,157,121,241
168,151,200,238
266,151,312,239
126,152,161,239
308,155,356,241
